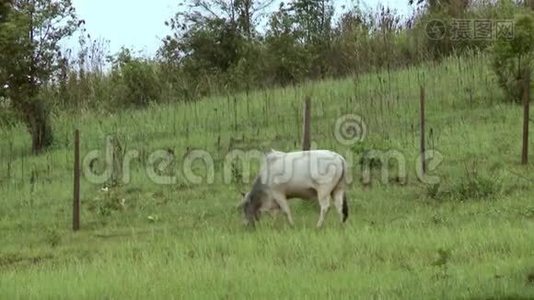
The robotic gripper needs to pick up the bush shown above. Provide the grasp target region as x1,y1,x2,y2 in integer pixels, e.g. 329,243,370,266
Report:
453,172,501,200
109,48,163,108
87,186,128,217
491,12,534,104
113,60,162,107
425,168,502,202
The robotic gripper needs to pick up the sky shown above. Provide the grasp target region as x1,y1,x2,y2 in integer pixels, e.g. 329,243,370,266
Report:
68,0,414,58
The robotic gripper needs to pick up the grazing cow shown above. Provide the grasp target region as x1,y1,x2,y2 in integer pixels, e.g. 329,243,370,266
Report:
236,149,349,228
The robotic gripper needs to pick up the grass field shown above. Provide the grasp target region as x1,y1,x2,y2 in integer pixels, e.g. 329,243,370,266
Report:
1,53,534,299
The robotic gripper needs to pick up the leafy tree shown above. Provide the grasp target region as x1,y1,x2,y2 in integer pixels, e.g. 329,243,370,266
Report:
492,12,534,103
158,0,275,95
328,8,371,76
289,0,335,78
260,0,336,82
264,3,311,85
290,0,334,44
170,0,274,38
0,0,12,115
408,0,473,60
0,0,10,23
0,0,81,154
160,0,274,65
409,0,470,15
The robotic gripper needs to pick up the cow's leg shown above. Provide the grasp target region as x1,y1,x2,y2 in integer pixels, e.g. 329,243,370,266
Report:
316,190,331,228
266,198,281,218
332,188,346,223
272,193,294,226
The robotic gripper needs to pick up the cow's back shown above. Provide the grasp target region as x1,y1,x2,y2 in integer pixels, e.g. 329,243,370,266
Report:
259,150,345,195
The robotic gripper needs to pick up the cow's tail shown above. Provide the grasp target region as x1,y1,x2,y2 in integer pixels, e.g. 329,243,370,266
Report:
336,157,349,223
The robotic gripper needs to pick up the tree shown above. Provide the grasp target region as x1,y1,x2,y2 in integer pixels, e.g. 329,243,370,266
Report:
0,1,10,23
0,0,12,101
158,0,275,95
264,3,311,85
291,0,334,45
281,0,335,78
160,0,275,63
408,0,470,15
169,0,274,38
492,12,534,104
0,0,81,154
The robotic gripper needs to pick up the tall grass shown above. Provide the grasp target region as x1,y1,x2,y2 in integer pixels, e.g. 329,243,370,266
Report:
0,53,533,299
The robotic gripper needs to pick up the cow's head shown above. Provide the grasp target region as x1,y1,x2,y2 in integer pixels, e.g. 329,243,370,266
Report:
236,190,264,227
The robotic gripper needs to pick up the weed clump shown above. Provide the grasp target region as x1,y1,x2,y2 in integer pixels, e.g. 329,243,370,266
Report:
87,186,128,217
425,167,502,202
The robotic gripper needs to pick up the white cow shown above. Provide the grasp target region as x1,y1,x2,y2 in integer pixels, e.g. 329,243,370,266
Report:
237,149,349,228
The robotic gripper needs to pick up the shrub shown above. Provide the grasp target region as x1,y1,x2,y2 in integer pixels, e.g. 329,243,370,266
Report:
87,186,128,217
453,171,501,200
425,168,502,202
110,48,163,108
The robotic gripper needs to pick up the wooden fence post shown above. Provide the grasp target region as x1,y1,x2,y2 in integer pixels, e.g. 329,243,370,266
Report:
522,72,531,165
73,129,80,231
302,97,311,151
420,85,426,175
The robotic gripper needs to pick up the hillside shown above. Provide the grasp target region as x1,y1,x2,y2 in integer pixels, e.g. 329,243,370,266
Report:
0,53,533,299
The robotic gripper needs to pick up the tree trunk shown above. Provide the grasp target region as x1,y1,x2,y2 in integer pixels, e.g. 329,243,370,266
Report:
20,2,53,154
14,97,54,154
27,99,54,154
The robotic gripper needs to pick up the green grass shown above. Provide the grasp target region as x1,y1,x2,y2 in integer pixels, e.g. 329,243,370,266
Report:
1,53,534,299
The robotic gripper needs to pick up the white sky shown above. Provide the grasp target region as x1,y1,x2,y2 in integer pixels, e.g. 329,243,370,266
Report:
67,0,414,57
